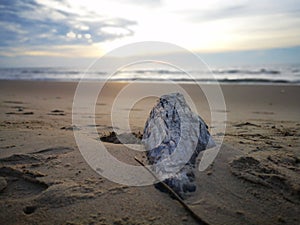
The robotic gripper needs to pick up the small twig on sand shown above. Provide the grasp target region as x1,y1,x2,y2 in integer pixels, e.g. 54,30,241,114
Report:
134,156,209,225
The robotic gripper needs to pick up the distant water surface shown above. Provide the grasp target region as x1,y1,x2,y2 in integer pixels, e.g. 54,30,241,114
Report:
0,64,299,84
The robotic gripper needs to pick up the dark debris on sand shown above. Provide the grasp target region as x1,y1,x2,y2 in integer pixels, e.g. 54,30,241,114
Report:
48,109,65,116
100,131,143,144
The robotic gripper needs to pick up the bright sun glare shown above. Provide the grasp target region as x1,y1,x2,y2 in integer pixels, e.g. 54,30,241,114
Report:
61,0,300,56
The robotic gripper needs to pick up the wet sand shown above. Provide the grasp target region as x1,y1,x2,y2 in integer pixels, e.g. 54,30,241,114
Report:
0,80,299,225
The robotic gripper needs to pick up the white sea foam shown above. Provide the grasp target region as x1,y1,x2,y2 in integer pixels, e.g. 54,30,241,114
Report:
0,64,299,84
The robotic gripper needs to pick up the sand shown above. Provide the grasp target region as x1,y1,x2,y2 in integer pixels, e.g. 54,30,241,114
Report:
0,80,299,225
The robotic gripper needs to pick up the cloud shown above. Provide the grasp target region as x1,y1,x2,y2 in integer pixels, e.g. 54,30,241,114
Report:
182,0,300,22
1,0,299,62
122,0,162,7
172,0,300,51
0,0,137,48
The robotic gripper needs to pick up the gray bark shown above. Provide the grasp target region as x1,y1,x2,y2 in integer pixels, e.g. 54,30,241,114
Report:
142,93,215,198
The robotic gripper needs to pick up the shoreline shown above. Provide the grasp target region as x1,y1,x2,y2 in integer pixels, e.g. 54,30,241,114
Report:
1,79,300,86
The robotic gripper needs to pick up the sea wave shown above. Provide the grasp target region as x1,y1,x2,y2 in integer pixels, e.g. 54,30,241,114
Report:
212,68,281,75
0,65,299,84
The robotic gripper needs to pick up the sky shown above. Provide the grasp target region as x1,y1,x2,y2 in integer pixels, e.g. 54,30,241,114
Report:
0,0,300,67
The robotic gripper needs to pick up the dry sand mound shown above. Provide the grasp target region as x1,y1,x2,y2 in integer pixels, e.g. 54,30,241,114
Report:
35,181,95,208
31,146,74,155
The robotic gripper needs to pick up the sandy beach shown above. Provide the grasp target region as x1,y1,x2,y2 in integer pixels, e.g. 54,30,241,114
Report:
0,80,299,225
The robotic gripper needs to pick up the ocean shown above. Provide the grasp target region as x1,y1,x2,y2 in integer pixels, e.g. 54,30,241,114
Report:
0,63,300,84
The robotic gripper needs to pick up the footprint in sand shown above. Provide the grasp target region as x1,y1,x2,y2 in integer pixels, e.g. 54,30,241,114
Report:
0,167,48,198
230,154,300,203
0,147,93,213
0,166,94,214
